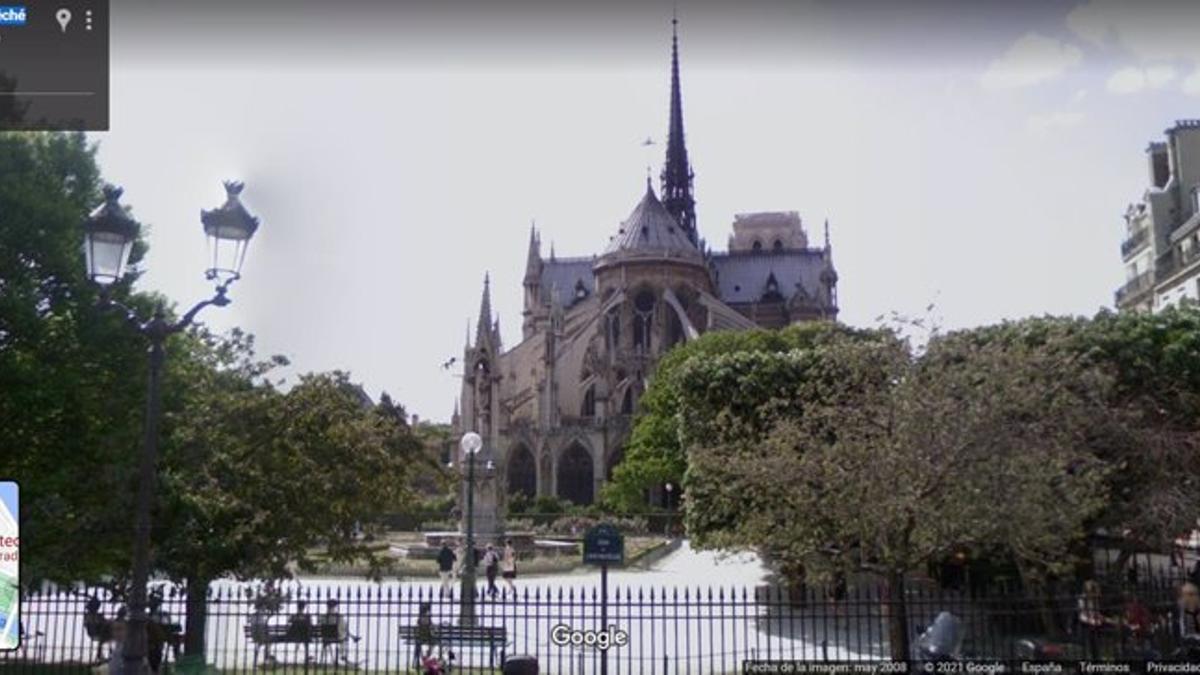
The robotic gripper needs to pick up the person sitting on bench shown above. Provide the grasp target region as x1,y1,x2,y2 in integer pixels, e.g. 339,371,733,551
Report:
248,598,277,664
82,597,112,664
146,593,181,674
288,600,314,662
413,602,436,668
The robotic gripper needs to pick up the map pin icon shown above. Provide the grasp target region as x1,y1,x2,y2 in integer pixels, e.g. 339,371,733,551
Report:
56,8,72,32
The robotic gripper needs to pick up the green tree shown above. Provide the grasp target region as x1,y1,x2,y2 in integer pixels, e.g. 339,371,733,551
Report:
0,134,423,661
157,331,419,655
936,309,1200,560
603,322,878,511
684,332,1112,659
0,132,158,584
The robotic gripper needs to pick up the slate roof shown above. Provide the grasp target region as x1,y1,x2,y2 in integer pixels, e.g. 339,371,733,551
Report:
603,181,701,259
539,257,595,308
710,250,828,305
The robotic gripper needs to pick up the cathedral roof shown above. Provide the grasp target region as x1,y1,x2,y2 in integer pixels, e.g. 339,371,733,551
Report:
603,180,702,260
710,249,830,306
539,256,595,308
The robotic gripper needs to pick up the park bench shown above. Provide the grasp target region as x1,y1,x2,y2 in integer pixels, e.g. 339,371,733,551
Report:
397,623,508,667
84,616,182,665
244,622,359,667
243,622,340,645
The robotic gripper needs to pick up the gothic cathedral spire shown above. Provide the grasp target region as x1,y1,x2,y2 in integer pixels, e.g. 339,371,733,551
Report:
660,13,698,246
475,273,494,348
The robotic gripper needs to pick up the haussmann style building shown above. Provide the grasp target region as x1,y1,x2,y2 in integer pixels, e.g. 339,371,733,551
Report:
453,23,840,532
1116,120,1200,312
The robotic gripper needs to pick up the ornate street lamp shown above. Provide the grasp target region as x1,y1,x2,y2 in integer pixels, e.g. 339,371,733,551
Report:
201,181,259,285
82,185,139,286
459,431,483,626
83,181,260,673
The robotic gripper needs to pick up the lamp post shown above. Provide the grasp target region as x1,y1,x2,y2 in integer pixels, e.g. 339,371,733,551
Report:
459,431,483,626
82,182,260,673
664,483,674,535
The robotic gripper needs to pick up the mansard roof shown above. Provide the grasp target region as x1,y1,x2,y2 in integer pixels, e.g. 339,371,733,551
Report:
602,181,702,260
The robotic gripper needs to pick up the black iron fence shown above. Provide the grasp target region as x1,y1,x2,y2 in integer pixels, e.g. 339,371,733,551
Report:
1,570,1196,674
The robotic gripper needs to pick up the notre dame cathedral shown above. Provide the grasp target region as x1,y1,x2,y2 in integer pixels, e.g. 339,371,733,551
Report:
454,21,839,516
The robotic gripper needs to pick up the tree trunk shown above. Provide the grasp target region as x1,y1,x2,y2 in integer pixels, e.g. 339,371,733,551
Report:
183,577,210,658
886,569,911,661
1016,562,1061,638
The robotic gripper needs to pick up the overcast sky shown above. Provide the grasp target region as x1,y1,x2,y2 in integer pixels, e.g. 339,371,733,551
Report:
93,0,1200,422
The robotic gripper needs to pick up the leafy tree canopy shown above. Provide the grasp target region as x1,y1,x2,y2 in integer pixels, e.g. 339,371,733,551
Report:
602,322,883,511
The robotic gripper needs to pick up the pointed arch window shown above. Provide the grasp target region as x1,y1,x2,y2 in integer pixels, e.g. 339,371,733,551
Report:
772,239,783,252
621,386,634,415
606,308,621,350
633,289,655,353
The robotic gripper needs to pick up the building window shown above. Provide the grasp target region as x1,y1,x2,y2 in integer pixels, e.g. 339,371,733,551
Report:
752,240,763,252
772,239,783,252
621,387,634,414
607,308,621,349
633,290,655,353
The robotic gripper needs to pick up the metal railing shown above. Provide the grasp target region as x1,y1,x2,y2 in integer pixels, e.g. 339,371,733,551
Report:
2,569,1195,673
1120,227,1150,258
1115,270,1154,305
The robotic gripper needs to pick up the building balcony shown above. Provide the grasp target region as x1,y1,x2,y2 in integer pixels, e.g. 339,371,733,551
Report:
1120,227,1150,259
1155,243,1200,284
1115,270,1154,306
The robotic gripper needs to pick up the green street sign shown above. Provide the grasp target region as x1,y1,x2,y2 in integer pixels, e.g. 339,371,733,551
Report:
583,523,624,566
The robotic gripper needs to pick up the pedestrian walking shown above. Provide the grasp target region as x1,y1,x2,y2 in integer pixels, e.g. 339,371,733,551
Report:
319,599,360,666
483,544,500,599
437,544,457,597
1172,582,1200,658
501,540,518,595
